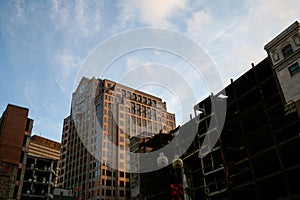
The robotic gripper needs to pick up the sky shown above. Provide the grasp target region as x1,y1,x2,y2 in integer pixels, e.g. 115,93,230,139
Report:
0,0,299,142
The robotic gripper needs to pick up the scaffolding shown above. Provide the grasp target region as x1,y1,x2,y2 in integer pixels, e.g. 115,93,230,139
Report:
182,58,300,199
134,57,300,199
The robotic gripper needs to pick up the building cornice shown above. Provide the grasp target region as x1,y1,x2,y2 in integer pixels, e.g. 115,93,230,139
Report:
264,21,300,50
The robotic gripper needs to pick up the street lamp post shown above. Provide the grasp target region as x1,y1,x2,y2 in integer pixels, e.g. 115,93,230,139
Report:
157,152,168,168
172,155,190,200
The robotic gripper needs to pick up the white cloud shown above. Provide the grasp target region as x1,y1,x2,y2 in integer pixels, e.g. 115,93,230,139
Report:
2,0,298,144
219,0,300,80
50,0,103,37
126,56,151,70
48,0,105,92
184,0,299,85
24,81,38,114
186,10,212,35
15,0,25,19
119,59,209,124
55,50,82,77
54,50,82,92
126,56,141,67
118,0,189,28
33,117,62,142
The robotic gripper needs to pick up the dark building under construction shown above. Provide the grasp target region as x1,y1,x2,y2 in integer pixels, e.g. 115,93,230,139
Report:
135,21,300,199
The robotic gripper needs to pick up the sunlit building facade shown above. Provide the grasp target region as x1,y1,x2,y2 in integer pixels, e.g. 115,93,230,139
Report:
58,77,176,199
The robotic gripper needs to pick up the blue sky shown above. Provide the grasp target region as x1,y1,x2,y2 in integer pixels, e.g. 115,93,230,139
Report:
0,0,298,142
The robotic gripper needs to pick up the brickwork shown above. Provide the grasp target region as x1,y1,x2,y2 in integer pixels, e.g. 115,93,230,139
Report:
0,104,33,200
0,161,18,200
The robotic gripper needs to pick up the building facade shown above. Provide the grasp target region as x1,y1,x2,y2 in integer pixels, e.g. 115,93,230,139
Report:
264,21,300,106
21,134,61,199
129,130,180,199
28,135,61,187
0,104,33,200
53,188,75,200
188,57,300,199
29,135,61,161
21,155,57,200
58,78,176,199
137,21,300,199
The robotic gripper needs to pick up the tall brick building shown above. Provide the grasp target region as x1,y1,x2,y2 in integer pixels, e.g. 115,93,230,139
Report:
0,104,33,200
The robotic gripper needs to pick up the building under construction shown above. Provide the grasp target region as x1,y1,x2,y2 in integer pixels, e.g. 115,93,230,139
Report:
135,21,300,199
187,57,300,199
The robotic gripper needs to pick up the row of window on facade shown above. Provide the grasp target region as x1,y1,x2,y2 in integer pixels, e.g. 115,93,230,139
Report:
96,119,171,136
101,94,173,122
90,188,127,198
103,83,158,108
128,102,173,120
91,177,127,188
120,89,157,107
99,101,174,125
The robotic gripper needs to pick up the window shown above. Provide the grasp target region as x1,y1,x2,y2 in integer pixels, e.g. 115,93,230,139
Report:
142,106,146,117
126,91,131,98
106,190,111,196
152,109,156,120
132,93,136,100
282,44,293,58
147,107,151,118
120,153,124,159
120,181,124,187
142,97,147,103
122,90,126,97
106,180,112,186
288,62,300,76
152,100,156,107
137,95,141,102
136,104,141,116
131,103,135,114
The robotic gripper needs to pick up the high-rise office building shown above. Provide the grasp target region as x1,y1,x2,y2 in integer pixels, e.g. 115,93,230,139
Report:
58,77,176,199
0,104,33,200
